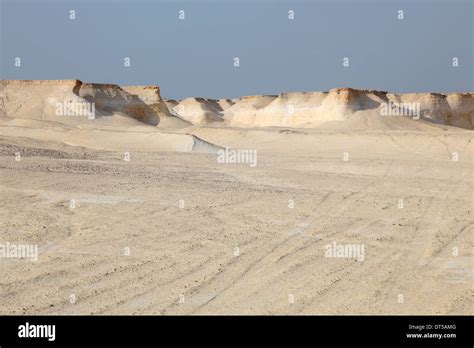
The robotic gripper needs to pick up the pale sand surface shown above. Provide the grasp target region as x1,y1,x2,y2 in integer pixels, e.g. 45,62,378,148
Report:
0,121,472,315
0,80,472,314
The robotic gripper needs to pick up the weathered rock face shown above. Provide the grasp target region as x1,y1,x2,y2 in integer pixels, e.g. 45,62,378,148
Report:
0,80,87,119
223,89,380,127
1,80,472,129
388,92,474,129
446,93,474,128
169,97,224,125
222,95,278,127
216,98,235,111
121,85,172,122
0,80,172,126
222,88,473,129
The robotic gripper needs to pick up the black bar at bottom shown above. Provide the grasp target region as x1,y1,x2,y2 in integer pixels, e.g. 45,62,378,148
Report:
0,315,471,346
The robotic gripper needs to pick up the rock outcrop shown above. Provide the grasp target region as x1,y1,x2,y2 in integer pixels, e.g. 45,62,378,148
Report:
169,97,224,125
1,81,472,129
223,88,473,129
0,80,174,126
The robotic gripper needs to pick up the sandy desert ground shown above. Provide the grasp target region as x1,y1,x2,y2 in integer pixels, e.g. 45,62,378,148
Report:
0,80,472,314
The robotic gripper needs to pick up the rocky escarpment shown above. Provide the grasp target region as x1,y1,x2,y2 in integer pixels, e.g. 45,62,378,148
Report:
167,97,224,125
0,80,174,126
1,81,472,129
221,88,473,129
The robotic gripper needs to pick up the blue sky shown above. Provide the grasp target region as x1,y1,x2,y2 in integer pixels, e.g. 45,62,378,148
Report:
1,0,472,99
